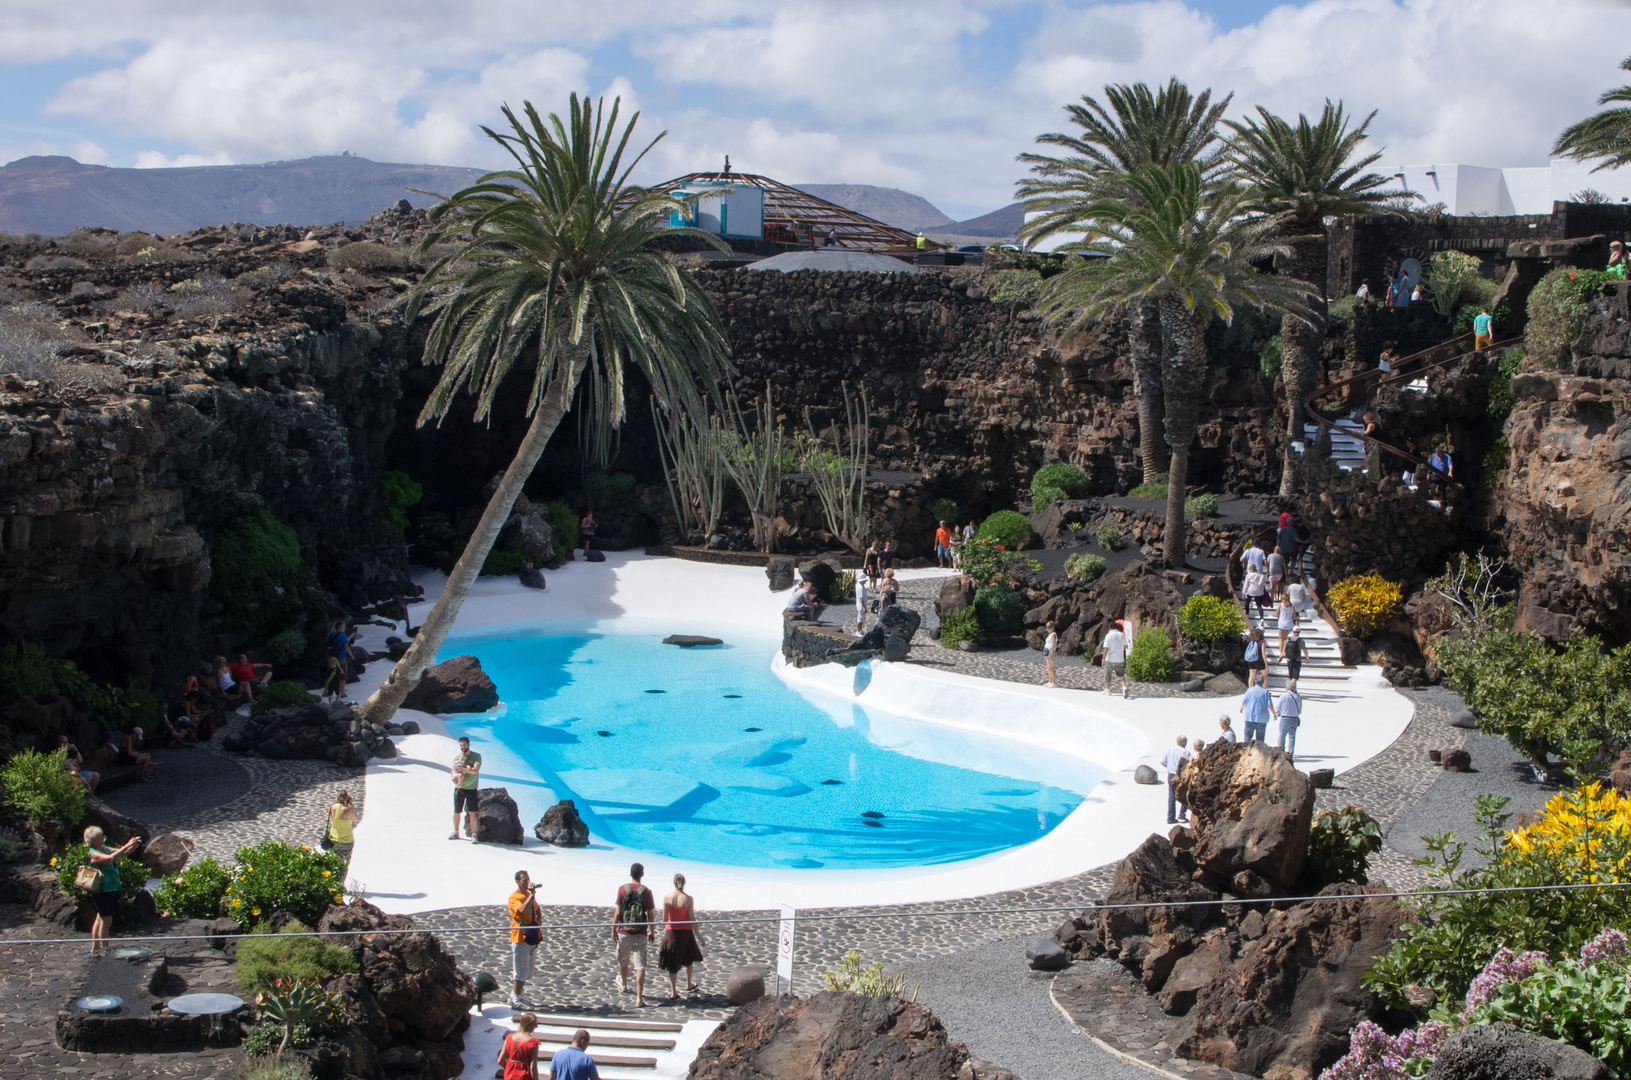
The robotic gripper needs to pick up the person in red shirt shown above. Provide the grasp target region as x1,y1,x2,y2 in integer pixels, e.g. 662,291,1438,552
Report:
612,863,655,1007
497,1012,542,1079
228,654,272,690
934,520,953,568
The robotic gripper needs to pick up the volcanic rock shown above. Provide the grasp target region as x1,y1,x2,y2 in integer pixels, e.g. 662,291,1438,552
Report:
317,900,475,1053
534,800,590,847
797,557,840,602
139,834,193,877
1174,740,1314,895
1134,764,1159,784
1025,938,1069,971
935,576,975,619
1442,747,1472,772
664,635,723,647
725,965,767,1006
1425,1022,1611,1080
401,655,499,714
474,788,524,846
767,557,796,592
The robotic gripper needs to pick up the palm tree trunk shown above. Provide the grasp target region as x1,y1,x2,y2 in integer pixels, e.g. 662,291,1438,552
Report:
359,350,587,726
1157,298,1208,568
1279,235,1329,496
1129,300,1167,483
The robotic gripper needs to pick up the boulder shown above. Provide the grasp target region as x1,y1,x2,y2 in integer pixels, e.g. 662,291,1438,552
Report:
881,635,910,662
584,549,606,563
1174,740,1315,895
767,557,796,592
1134,764,1160,785
1366,631,1424,671
725,965,767,1006
689,991,977,1080
475,788,524,845
1442,747,1472,772
1308,768,1334,789
1204,672,1246,695
1025,938,1069,971
1178,635,1246,676
139,834,192,877
317,900,475,1046
518,564,546,590
1175,883,1412,1080
1155,929,1233,1016
534,800,590,847
399,720,420,736
82,796,151,847
935,576,976,619
401,655,499,714
798,557,840,601
1449,709,1478,729
878,603,921,642
1425,1022,1611,1080
1061,833,1217,972
500,503,556,565
663,635,724,648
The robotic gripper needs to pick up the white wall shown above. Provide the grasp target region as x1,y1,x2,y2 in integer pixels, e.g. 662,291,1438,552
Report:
1387,159,1631,215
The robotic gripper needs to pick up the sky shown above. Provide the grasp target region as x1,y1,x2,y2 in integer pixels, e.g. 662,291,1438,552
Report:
3,0,1629,221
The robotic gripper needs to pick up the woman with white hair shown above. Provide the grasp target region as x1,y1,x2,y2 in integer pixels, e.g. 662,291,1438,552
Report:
82,825,140,950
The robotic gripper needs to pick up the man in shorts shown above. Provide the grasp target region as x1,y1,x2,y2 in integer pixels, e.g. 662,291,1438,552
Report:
611,862,655,1007
1097,620,1130,698
451,736,481,841
934,520,953,568
509,869,541,1008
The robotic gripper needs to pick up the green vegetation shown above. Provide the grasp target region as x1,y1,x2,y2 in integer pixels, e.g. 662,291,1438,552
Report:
1553,53,1631,170
976,510,1034,551
1326,296,1357,322
1126,627,1176,682
973,586,1027,634
546,500,580,555
822,950,913,998
3,748,85,824
957,538,1042,588
1257,333,1282,378
1184,492,1218,518
56,842,146,912
931,497,960,524
1483,435,1511,488
1127,482,1167,500
234,1051,315,1080
223,840,349,927
828,570,857,603
1065,552,1108,582
377,470,422,528
1327,573,1404,638
479,548,527,576
1300,806,1383,890
0,640,55,700
327,242,410,272
1486,348,1525,424
211,510,326,651
1096,524,1124,550
1177,595,1246,642
248,681,315,718
583,470,636,507
234,921,358,992
1030,462,1092,505
986,269,1043,307
154,856,233,919
1526,267,1615,369
938,607,983,650
1422,250,1488,324
0,641,158,737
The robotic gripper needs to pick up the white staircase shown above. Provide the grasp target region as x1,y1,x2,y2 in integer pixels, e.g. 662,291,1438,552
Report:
1304,417,1367,473
466,1011,720,1080
1245,552,1359,702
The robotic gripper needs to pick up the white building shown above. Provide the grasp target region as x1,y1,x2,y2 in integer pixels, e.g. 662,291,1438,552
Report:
1388,159,1631,216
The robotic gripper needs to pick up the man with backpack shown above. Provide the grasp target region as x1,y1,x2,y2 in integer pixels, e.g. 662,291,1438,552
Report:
612,863,655,1007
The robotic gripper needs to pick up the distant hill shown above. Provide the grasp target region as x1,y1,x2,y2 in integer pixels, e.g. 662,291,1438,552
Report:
0,154,487,236
793,184,952,232
941,202,1024,239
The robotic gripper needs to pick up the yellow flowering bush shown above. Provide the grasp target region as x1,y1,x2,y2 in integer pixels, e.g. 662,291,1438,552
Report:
223,840,348,927
1327,573,1404,638
1506,782,1631,878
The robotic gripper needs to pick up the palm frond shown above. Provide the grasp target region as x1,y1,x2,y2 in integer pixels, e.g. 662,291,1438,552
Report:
1554,57,1631,170
1224,100,1413,227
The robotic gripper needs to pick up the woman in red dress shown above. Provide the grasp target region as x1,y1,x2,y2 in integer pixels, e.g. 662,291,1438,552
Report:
497,1012,541,1080
658,873,706,999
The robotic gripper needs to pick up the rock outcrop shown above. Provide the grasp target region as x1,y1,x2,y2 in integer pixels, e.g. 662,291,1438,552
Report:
534,800,589,847
474,788,523,846
1425,1022,1612,1080
1175,740,1315,896
401,655,499,714
1022,560,1183,656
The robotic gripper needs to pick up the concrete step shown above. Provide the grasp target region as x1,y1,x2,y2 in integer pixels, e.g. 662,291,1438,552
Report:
542,1049,658,1069
537,1033,678,1051
532,1016,685,1033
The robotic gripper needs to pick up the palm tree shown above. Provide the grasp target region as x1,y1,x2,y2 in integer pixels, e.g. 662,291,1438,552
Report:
1018,80,1231,485
358,96,732,724
1224,101,1408,495
1555,56,1631,170
1037,163,1317,566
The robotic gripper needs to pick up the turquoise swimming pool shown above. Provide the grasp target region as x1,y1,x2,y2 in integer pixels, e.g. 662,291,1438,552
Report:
435,619,1100,870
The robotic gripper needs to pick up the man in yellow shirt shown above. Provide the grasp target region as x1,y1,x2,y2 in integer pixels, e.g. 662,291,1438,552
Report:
509,870,541,1009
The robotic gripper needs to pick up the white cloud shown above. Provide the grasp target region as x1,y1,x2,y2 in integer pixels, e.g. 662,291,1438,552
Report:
133,149,233,168
69,141,111,165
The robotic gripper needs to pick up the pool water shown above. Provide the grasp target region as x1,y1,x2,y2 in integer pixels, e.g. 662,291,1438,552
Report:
435,619,1099,870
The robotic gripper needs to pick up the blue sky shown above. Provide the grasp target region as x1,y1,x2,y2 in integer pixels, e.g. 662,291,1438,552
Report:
2,0,1625,220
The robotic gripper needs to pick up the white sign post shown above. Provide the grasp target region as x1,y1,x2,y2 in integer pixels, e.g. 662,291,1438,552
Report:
776,905,796,997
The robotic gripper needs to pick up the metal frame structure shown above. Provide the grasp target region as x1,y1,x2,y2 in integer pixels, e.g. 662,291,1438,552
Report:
643,169,934,253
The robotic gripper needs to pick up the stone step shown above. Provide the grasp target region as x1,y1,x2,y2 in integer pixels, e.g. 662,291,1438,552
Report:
536,1032,678,1051
531,1015,684,1033
542,1049,658,1069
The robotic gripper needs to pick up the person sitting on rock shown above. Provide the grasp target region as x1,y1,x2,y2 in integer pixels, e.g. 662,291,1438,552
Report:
111,728,154,781
229,654,273,691
879,568,899,614
154,699,196,748
215,656,253,706
785,582,820,618
63,742,99,794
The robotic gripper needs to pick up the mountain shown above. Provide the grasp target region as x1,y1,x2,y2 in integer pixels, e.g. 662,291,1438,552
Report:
941,202,1024,239
793,184,953,232
0,154,487,236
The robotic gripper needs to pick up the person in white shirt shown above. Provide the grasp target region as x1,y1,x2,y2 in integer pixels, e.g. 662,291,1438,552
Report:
1276,680,1304,761
1096,620,1130,698
853,576,870,635
1043,621,1059,687
1162,735,1192,824
1218,715,1238,743
1240,541,1267,576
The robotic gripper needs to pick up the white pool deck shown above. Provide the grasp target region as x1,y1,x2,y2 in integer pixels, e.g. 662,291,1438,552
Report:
345,551,1412,915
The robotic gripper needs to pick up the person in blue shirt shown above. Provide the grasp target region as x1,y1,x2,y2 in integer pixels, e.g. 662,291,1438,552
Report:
550,1029,599,1080
1161,735,1192,825
1472,308,1494,350
1276,681,1304,761
1239,683,1275,743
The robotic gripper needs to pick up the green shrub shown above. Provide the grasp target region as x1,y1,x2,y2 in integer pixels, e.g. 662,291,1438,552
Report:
377,470,422,528
326,242,409,272
1125,628,1176,682
479,547,527,576
224,840,348,927
235,1051,316,1079
0,835,26,863
1483,434,1511,487
1454,299,1509,336
957,538,1040,587
56,842,145,911
1327,573,1404,638
248,681,315,718
1064,552,1107,582
1300,806,1384,890
976,510,1033,551
0,640,56,700
3,748,86,825
973,586,1027,634
939,607,983,650
1258,334,1283,378
1486,347,1524,423
583,470,636,507
1030,462,1090,506
546,500,579,554
1184,492,1219,518
822,950,912,997
931,497,960,524
1127,482,1167,500
828,570,857,602
1527,267,1614,369
265,629,309,667
234,921,357,992
1177,595,1246,642
154,856,232,919
1327,296,1356,321
986,269,1042,307
211,510,326,648
1096,524,1124,551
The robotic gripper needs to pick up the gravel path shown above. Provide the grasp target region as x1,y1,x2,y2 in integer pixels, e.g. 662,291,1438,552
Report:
899,936,1151,1080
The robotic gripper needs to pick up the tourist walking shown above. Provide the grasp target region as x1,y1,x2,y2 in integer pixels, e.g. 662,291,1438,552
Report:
508,870,542,1009
1218,715,1237,743
658,873,706,999
934,520,954,569
1284,627,1305,683
1472,308,1494,351
1096,620,1129,698
1162,735,1191,825
1275,513,1301,562
323,656,344,703
1243,628,1267,686
327,789,358,867
327,621,354,698
451,736,482,841
549,1030,597,1080
498,1012,542,1080
879,568,898,614
82,825,139,951
1378,341,1396,374
1267,548,1286,600
1239,540,1266,577
879,540,896,575
1276,680,1304,761
1275,594,1297,658
863,542,881,590
612,863,656,1007
1243,566,1270,623
1240,681,1274,743
1043,621,1059,687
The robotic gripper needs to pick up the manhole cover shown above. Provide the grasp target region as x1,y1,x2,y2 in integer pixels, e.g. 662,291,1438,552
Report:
77,996,122,1012
167,993,244,1015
